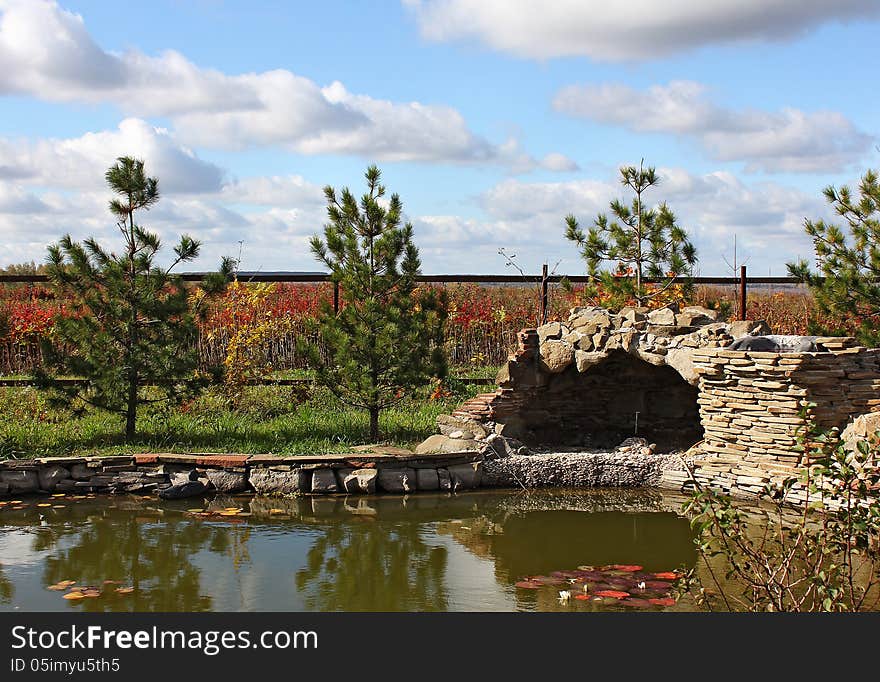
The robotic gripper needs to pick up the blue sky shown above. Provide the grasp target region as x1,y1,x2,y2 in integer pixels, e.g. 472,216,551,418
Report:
1,0,878,275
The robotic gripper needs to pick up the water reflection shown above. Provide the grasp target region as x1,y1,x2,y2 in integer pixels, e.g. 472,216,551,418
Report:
0,489,697,612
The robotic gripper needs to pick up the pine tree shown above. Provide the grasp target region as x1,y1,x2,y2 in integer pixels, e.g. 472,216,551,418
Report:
302,165,447,441
38,156,232,441
788,169,880,346
564,161,697,308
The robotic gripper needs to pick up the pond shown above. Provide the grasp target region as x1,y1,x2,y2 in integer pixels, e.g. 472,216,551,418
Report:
0,488,699,612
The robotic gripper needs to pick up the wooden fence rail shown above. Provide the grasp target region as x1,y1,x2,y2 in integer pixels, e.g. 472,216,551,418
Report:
1,265,803,322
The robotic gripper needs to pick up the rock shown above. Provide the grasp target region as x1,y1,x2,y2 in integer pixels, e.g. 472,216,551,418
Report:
729,319,771,338
618,306,649,324
436,414,489,439
339,468,377,494
0,469,38,493
448,429,474,440
841,412,880,453
377,467,416,493
537,322,564,343
681,305,719,321
575,334,595,352
437,468,452,491
571,313,613,336
447,462,483,490
647,307,677,325
415,434,482,454
0,482,9,496
248,467,308,495
415,468,440,491
69,463,93,481
676,310,714,327
206,469,249,493
646,324,696,337
38,465,70,492
604,330,637,352
575,350,607,372
539,339,575,373
727,336,779,351
311,468,339,494
665,347,700,385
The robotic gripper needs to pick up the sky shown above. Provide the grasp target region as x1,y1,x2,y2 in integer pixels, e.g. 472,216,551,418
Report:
0,0,878,276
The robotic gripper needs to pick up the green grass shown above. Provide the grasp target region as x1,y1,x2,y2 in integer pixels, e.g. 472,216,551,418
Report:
0,381,484,459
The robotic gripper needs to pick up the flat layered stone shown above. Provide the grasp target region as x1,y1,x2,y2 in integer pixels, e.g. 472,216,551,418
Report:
377,467,416,493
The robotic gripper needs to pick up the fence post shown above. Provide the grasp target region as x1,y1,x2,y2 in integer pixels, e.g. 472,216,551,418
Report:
739,265,747,321
333,280,339,314
540,263,549,325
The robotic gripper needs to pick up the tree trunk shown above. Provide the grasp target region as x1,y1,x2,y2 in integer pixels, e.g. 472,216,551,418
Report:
369,405,380,442
125,373,137,442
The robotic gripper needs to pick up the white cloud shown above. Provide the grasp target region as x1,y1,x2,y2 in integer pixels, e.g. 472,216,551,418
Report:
0,0,571,171
411,169,828,274
0,118,226,193
553,81,873,172
405,0,880,61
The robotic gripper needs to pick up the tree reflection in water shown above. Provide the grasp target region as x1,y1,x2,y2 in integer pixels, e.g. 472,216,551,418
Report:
37,511,251,612
295,520,449,611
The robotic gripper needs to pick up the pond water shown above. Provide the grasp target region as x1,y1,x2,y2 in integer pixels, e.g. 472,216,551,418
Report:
0,488,699,612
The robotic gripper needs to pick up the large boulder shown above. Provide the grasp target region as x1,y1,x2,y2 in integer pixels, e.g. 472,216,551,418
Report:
311,468,339,494
575,350,607,372
38,465,70,492
206,468,249,493
447,462,483,490
377,467,416,493
415,468,440,491
0,469,38,493
647,307,677,326
539,339,575,373
248,467,309,495
416,434,482,454
728,319,771,338
436,414,489,439
338,468,377,494
665,347,700,385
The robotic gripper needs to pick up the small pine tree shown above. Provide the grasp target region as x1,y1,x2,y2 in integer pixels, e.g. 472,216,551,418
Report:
787,169,880,346
302,165,447,441
565,161,697,308
38,156,232,441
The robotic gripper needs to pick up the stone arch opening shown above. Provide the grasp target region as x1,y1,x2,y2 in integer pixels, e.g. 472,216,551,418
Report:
500,350,703,451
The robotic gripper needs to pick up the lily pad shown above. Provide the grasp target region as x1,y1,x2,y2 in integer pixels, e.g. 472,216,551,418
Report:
648,597,676,607
594,590,630,599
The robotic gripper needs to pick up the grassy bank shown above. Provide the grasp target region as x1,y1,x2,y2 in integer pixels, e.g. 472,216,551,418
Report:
0,381,483,458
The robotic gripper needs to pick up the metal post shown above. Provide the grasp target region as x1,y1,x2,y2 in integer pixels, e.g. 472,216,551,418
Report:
333,280,340,314
739,265,747,321
541,263,549,324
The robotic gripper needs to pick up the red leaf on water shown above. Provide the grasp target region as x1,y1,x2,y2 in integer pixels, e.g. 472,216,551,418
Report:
611,565,643,572
652,572,680,580
514,580,542,590
594,590,630,599
648,597,676,607
574,594,591,601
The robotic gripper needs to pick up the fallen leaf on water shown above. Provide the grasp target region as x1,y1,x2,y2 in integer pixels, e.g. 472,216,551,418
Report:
653,572,680,580
574,594,591,601
219,510,240,516
47,580,76,591
37,503,52,507
514,580,543,589
186,509,203,513
269,509,285,514
9,500,22,504
648,597,676,607
594,590,630,599
63,592,85,600
224,507,242,512
81,589,101,598
52,494,66,498
610,565,643,572
115,587,135,595
52,505,65,509
623,598,654,608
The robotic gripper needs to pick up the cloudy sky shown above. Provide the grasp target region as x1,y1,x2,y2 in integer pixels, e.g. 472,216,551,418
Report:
1,0,878,276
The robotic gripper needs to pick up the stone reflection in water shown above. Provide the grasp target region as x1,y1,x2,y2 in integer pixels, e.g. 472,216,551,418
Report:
293,496,450,611
0,564,12,604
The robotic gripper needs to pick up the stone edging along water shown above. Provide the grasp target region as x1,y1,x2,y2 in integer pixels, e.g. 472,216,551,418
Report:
0,443,695,500
0,451,489,498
